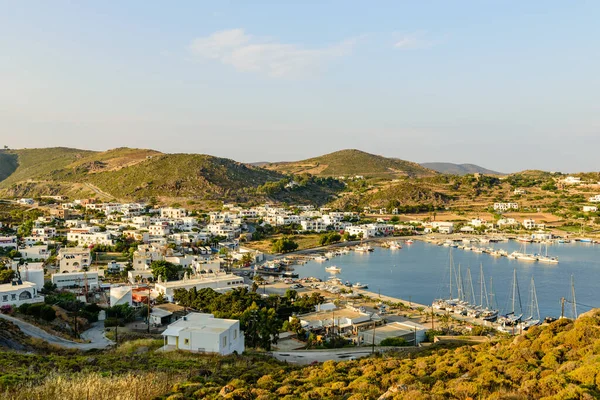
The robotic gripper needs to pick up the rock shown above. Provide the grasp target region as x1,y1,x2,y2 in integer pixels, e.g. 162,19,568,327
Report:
219,385,235,397
378,384,408,399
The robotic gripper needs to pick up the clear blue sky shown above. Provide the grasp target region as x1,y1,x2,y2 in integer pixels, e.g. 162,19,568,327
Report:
1,1,598,172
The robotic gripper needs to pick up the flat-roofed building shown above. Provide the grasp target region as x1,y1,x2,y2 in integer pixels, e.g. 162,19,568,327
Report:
161,312,244,355
154,273,247,302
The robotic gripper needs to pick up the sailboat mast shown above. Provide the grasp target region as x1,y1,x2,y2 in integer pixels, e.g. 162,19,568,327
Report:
512,269,516,313
489,277,496,310
532,277,540,320
479,264,484,308
571,275,577,319
449,249,453,300
467,268,476,306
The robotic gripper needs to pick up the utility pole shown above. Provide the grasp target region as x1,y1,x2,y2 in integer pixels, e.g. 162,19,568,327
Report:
431,309,434,331
147,286,151,333
560,297,565,319
371,320,376,354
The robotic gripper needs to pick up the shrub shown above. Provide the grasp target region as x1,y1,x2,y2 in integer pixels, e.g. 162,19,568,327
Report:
380,337,408,347
39,305,56,321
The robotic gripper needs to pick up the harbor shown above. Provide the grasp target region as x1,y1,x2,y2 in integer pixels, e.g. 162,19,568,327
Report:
251,237,599,324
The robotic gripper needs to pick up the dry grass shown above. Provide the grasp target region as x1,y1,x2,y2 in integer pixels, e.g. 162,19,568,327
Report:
4,372,175,400
245,234,322,254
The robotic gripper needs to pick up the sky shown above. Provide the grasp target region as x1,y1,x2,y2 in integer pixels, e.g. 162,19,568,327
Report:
1,1,599,173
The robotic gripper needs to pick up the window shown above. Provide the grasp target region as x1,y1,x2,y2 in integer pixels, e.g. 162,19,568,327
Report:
233,329,237,340
184,338,189,345
11,294,16,300
2,295,7,302
222,336,227,347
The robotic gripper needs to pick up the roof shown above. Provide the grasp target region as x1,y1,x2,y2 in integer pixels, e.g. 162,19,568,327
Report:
0,281,37,292
161,312,238,337
151,308,173,318
154,303,186,313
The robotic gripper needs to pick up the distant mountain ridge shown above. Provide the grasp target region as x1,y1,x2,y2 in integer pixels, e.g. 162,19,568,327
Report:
420,162,504,175
263,149,436,178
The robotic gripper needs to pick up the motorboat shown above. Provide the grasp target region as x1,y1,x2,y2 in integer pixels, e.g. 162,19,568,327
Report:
352,282,368,289
325,265,342,273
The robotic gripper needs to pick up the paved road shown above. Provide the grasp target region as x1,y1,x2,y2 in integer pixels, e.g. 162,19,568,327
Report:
0,313,114,350
272,347,397,364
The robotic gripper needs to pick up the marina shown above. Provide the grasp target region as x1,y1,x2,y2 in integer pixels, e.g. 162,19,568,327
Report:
291,239,599,320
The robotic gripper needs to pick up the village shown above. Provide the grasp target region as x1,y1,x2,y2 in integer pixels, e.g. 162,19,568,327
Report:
1,188,599,361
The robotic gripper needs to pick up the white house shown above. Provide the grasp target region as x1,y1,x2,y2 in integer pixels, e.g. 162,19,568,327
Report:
589,195,600,203
493,203,519,211
67,232,113,247
161,312,244,355
0,236,18,249
17,198,34,205
160,207,187,219
563,176,582,185
110,285,133,306
0,281,44,307
300,219,328,232
57,248,92,273
522,219,536,230
583,206,598,213
52,271,99,290
154,273,247,302
18,245,50,260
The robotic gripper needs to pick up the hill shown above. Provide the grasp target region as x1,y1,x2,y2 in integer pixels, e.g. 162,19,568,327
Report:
0,147,342,205
421,162,503,175
263,149,436,179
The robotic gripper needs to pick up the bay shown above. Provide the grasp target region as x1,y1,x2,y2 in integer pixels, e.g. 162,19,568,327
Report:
295,240,600,319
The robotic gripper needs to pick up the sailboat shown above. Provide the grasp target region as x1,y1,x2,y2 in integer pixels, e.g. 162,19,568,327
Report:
520,277,541,330
537,243,559,264
432,249,461,311
478,264,499,322
497,269,523,333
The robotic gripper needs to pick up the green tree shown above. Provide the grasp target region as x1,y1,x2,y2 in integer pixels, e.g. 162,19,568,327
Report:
271,237,298,253
150,260,181,281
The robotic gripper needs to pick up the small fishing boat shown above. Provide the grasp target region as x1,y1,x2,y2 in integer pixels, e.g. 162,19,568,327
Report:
325,265,341,273
353,282,368,289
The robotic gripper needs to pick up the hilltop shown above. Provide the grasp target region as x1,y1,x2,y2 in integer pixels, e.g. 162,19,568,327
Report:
263,149,436,179
421,162,504,176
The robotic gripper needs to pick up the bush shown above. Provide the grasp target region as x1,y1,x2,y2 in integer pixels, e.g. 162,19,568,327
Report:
39,305,56,321
380,337,408,346
26,303,45,319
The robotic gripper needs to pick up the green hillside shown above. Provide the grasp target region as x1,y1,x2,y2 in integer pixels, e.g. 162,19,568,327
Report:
264,149,436,179
0,147,318,203
84,153,284,200
0,148,93,185
0,152,18,182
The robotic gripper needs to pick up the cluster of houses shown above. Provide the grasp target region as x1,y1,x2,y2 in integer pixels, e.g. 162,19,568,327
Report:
422,217,546,235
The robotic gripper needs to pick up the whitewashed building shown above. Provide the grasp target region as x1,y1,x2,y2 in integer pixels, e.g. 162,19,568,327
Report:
52,271,99,290
0,281,44,307
154,273,247,302
57,248,92,273
0,236,17,249
161,312,244,355
493,203,519,211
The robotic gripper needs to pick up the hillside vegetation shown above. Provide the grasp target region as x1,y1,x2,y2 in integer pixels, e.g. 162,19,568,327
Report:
0,148,308,203
264,149,436,179
0,148,94,185
0,153,18,182
2,311,600,399
421,162,503,176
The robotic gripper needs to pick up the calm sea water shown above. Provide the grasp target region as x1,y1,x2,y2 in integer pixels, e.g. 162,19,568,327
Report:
295,240,600,318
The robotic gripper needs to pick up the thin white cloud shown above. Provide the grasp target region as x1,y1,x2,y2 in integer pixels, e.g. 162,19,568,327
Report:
189,29,357,78
393,32,435,50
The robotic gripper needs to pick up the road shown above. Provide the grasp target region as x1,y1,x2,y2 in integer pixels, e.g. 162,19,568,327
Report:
272,347,402,364
0,313,114,350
